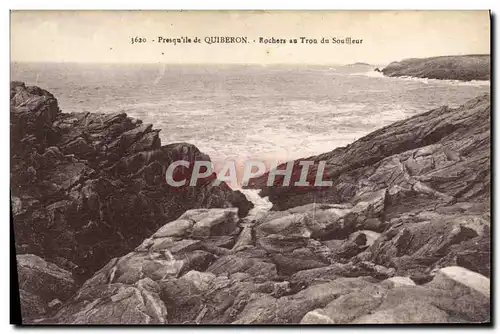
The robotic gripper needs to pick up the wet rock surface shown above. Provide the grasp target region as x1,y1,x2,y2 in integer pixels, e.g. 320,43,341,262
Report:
11,83,490,324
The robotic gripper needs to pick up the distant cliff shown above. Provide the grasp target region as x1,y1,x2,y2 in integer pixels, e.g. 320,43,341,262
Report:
381,55,490,81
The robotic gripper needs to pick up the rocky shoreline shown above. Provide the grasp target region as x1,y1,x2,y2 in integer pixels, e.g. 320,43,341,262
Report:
379,55,490,81
12,82,491,324
10,81,252,280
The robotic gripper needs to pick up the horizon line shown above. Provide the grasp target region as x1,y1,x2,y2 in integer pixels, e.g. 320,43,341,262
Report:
10,61,383,67
10,53,490,67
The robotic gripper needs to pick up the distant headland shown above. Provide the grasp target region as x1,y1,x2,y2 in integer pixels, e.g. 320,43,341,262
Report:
379,55,490,81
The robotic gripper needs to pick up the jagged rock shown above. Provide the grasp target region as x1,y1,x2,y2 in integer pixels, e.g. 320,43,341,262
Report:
10,82,59,146
438,240,491,277
46,209,279,324
17,254,76,298
12,83,490,324
255,234,333,275
10,82,253,282
270,251,330,276
91,252,183,285
80,210,244,287
231,293,278,324
45,209,490,325
149,208,241,242
364,213,487,277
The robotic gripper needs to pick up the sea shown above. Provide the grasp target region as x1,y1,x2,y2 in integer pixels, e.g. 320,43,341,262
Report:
11,62,490,217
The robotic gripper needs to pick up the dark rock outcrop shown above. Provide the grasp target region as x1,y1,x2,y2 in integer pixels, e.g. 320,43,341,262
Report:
12,83,490,324
246,94,490,280
247,94,490,214
10,81,253,282
380,55,490,81
45,208,489,324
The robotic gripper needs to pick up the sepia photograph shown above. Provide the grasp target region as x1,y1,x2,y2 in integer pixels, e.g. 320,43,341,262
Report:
9,10,491,325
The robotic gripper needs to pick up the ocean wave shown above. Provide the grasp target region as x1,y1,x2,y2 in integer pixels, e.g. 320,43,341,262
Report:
352,71,490,86
350,71,385,78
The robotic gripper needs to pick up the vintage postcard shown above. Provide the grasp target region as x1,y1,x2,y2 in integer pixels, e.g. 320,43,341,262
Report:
10,10,491,325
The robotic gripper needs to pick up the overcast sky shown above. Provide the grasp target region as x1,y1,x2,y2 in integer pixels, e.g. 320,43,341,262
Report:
11,10,490,65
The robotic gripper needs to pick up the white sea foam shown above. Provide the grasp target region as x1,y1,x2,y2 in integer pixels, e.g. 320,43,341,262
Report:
353,71,490,87
238,188,273,221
